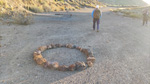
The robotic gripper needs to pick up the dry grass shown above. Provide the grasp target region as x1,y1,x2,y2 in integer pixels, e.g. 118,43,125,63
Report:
112,7,150,19
0,10,33,25
43,4,51,12
0,0,105,25
50,4,61,12
12,11,33,25
75,6,80,9
25,5,44,13
0,0,105,13
100,0,147,6
59,6,65,11
0,1,5,5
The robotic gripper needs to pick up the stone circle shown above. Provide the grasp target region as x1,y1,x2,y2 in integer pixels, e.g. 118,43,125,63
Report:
33,44,95,71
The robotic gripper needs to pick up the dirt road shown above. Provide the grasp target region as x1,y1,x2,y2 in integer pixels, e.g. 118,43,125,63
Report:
0,7,150,84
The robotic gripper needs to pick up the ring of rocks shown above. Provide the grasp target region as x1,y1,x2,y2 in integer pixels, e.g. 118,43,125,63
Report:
33,44,95,71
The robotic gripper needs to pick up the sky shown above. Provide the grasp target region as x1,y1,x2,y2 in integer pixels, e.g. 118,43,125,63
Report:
143,0,150,4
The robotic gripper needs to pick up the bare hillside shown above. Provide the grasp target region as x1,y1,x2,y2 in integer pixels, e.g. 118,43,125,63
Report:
99,0,148,6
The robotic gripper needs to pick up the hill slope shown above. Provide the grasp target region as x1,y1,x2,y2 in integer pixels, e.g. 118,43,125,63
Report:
98,0,148,6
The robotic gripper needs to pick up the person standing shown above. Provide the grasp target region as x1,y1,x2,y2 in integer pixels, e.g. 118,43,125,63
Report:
143,9,149,26
92,5,102,32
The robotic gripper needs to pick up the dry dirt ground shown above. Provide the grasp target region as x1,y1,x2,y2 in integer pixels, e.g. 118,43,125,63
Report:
0,7,150,84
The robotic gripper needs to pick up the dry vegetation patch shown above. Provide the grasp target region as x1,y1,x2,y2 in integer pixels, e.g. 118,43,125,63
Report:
111,6,150,19
12,11,33,25
0,0,105,25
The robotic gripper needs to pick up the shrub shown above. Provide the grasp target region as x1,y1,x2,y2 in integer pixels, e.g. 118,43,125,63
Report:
0,1,5,5
28,5,44,13
12,11,34,25
39,0,45,4
50,4,61,11
75,6,80,9
129,13,141,18
72,7,76,10
59,6,65,11
55,7,61,11
58,0,64,2
123,13,142,18
43,4,51,12
0,8,9,18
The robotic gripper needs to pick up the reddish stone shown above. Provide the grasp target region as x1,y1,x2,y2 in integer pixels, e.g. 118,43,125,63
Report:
35,58,47,65
55,44,62,47
33,54,42,61
51,62,59,69
51,44,56,48
43,61,50,68
37,50,42,55
58,65,69,71
33,52,38,57
81,49,93,57
68,64,76,71
87,61,93,67
81,49,89,56
76,47,82,51
34,50,42,56
47,45,52,49
88,52,94,57
47,63,53,69
38,46,47,52
66,44,73,48
87,57,95,63
61,44,66,47
75,61,86,70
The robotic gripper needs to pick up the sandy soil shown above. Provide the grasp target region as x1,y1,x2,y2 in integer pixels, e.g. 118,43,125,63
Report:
0,7,150,84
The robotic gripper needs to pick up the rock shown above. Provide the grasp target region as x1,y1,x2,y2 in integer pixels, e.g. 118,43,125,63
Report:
47,63,53,69
33,52,38,57
75,61,86,70
33,50,41,56
47,45,52,49
73,45,77,48
81,49,89,56
76,47,82,51
43,61,50,68
35,58,47,65
51,62,59,69
66,44,73,48
87,57,95,63
68,64,76,71
81,62,86,67
33,44,94,71
58,65,69,71
81,49,93,57
33,53,47,65
51,44,56,48
33,54,42,60
37,50,42,55
38,46,47,52
87,61,93,67
61,44,66,47
88,52,94,57
55,44,62,47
